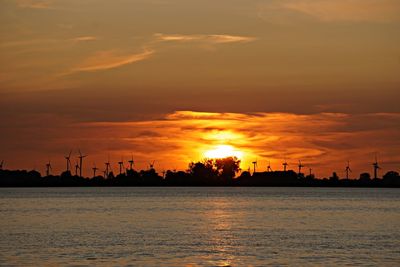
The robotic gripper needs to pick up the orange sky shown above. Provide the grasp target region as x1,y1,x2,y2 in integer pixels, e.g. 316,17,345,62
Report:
0,0,399,177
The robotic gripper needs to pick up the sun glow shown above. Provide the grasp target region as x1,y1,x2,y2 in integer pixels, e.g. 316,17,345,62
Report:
204,145,243,159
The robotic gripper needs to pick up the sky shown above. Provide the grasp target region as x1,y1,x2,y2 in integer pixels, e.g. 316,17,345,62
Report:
0,0,399,178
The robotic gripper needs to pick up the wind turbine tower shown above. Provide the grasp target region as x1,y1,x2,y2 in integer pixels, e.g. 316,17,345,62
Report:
373,155,381,179
128,155,134,171
267,161,273,172
345,160,352,179
118,158,124,175
64,150,72,172
46,161,52,176
92,164,98,178
252,160,258,174
74,161,80,176
78,150,87,177
283,159,288,172
104,161,111,178
298,160,304,175
0,160,4,170
149,161,155,170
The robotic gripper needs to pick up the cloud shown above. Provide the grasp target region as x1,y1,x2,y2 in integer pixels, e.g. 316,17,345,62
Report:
0,39,58,48
15,0,54,9
1,110,399,177
0,36,97,49
259,0,400,23
67,49,154,74
154,33,257,44
62,33,252,75
70,36,97,43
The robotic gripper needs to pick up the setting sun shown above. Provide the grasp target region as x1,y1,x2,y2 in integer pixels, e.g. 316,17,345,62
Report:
204,145,243,159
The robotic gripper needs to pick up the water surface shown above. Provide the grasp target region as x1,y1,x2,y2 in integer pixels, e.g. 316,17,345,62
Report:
0,187,399,266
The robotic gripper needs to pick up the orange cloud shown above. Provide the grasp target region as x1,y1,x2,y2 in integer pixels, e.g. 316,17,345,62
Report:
68,49,154,74
259,0,400,23
0,36,97,49
3,111,398,178
70,36,97,43
16,0,54,9
62,33,253,76
154,33,257,44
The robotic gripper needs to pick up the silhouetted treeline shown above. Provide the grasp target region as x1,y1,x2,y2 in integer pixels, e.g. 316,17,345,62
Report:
0,157,399,187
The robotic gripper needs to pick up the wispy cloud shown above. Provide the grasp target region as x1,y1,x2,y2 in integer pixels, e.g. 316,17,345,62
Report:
0,39,58,48
16,0,54,9
259,0,400,23
70,36,97,43
2,110,400,176
67,49,154,74
0,36,97,49
75,111,400,176
63,33,253,75
154,33,257,44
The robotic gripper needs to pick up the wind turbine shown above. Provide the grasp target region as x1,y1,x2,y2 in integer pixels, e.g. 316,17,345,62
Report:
372,154,381,179
298,160,305,175
92,164,98,178
345,160,352,179
118,158,124,175
283,159,288,172
78,149,87,177
0,160,4,170
74,160,80,176
46,161,52,176
267,161,273,172
104,160,111,178
252,159,258,174
128,155,134,171
149,161,155,170
309,168,312,177
64,150,72,172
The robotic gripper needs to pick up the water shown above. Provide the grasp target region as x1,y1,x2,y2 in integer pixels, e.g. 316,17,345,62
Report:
0,187,399,266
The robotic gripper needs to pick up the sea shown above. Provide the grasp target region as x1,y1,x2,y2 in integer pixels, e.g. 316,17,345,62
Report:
0,187,399,266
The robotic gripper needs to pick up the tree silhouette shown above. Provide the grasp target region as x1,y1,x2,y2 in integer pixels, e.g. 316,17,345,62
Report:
188,159,216,185
1,160,400,187
214,157,241,183
330,172,339,182
359,172,371,182
383,171,400,185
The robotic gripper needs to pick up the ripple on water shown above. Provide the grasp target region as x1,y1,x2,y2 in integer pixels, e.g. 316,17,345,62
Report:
0,187,399,266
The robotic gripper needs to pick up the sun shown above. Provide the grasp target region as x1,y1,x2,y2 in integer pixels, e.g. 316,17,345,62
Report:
204,145,243,159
